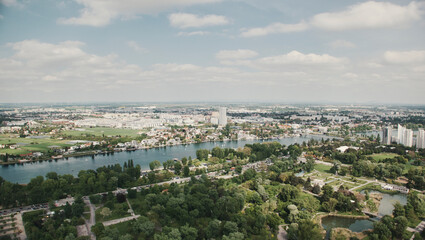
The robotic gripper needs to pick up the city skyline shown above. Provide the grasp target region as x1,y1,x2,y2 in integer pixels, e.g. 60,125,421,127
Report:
1,0,425,104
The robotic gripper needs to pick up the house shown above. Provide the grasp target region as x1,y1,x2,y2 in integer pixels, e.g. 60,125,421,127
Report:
336,146,360,153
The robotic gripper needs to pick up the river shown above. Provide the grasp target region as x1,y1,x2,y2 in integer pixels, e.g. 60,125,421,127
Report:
0,135,333,183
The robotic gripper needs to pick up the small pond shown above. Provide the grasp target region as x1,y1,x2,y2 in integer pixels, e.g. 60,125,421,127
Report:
321,216,373,239
321,191,407,239
361,190,407,216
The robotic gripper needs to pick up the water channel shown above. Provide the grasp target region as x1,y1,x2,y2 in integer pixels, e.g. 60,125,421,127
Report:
0,135,333,183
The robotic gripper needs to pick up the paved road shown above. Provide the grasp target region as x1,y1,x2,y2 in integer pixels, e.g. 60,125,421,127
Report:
348,179,375,191
126,198,135,216
15,213,27,240
103,215,140,227
408,220,425,239
0,203,48,216
277,225,288,240
83,197,96,240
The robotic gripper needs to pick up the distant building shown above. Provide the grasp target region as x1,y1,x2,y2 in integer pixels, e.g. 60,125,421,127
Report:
397,124,413,147
417,129,425,149
404,129,413,147
336,146,359,153
382,126,392,145
219,107,227,126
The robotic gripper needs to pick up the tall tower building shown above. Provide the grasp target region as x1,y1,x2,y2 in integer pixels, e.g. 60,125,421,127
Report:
404,129,413,147
397,124,405,144
397,124,413,147
218,107,227,126
416,129,425,149
382,126,392,145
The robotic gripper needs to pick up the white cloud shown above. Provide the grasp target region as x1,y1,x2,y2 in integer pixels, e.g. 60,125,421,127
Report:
343,73,358,79
0,14,3,19
329,40,356,49
169,13,229,28
216,49,258,60
177,31,210,36
384,50,425,64
240,1,424,37
58,0,221,27
1,40,424,103
126,41,147,53
311,1,423,31
8,40,87,68
0,0,20,6
241,22,308,37
257,51,346,65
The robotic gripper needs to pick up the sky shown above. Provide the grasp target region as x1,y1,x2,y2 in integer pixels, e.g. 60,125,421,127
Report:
0,0,424,104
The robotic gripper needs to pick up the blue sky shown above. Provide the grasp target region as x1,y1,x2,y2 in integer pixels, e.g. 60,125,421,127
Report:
0,0,424,104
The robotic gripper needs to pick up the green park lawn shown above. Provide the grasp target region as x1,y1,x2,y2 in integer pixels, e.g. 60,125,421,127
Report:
368,153,399,161
106,220,133,234
63,127,142,138
0,135,72,154
314,164,332,173
95,202,131,223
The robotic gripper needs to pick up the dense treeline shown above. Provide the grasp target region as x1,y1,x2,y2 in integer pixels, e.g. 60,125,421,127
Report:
23,196,86,240
0,160,140,208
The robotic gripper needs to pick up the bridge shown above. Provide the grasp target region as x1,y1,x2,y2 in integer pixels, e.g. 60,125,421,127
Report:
362,210,381,219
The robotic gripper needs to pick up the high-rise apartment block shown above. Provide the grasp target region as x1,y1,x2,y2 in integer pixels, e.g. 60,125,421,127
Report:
417,129,425,149
397,124,413,147
382,126,392,145
219,107,227,126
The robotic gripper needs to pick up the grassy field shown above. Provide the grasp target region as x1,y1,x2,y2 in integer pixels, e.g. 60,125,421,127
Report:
314,163,332,173
106,220,133,234
63,127,142,137
0,135,73,154
95,203,130,223
368,153,399,161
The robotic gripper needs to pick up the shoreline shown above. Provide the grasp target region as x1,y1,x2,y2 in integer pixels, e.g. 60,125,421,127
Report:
315,212,370,226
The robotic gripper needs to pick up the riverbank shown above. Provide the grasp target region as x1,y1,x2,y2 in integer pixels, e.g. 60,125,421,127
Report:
0,150,99,166
0,134,335,183
355,183,400,195
315,213,370,225
329,227,370,240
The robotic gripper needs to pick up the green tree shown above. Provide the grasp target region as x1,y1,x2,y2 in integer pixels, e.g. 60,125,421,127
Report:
206,219,221,239
223,221,238,235
133,216,155,237
183,166,190,177
181,157,188,166
180,224,197,240
321,184,334,202
223,232,245,240
150,160,161,171
174,162,182,175
212,147,225,159
392,202,405,217
393,216,408,238
91,223,105,237
279,184,299,202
